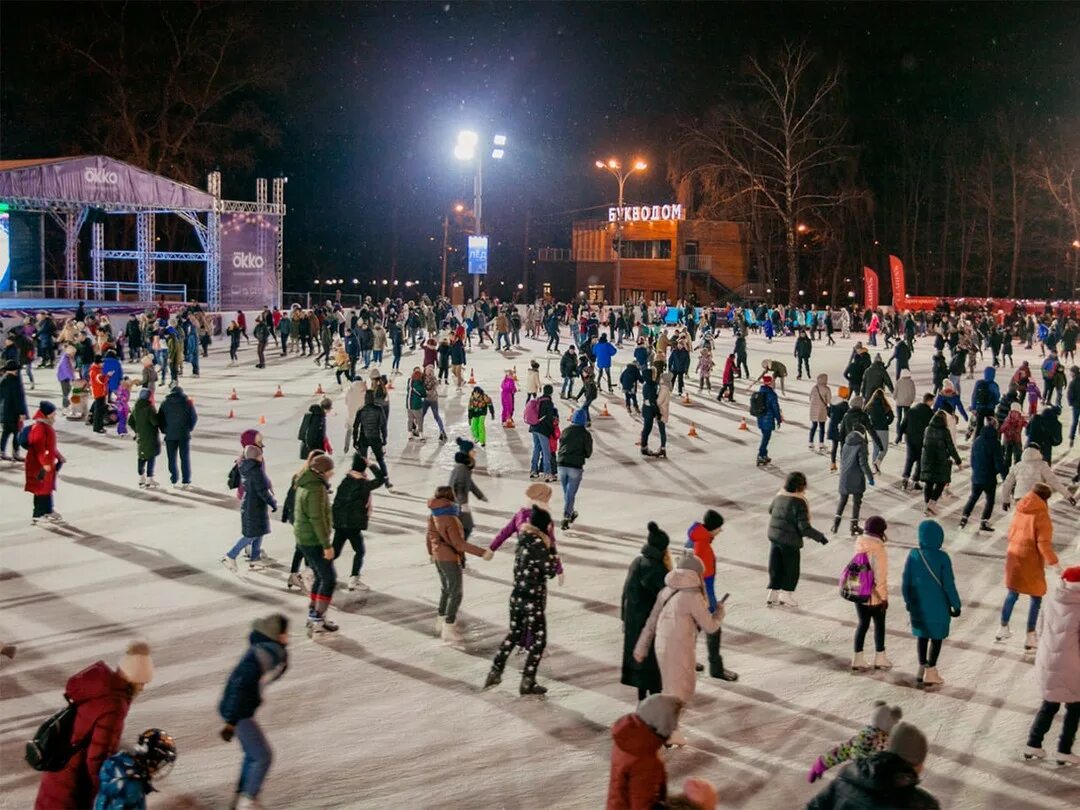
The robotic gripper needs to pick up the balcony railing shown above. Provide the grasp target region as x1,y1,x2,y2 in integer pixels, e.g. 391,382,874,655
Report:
538,247,573,263
678,254,713,272
572,248,617,262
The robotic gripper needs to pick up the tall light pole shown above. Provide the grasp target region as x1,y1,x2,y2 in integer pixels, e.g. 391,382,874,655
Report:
455,130,506,302
595,157,647,305
441,203,466,298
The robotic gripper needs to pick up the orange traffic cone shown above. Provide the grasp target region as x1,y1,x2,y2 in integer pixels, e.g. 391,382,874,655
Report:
314,383,325,395
599,403,612,418
687,422,698,437
258,415,267,425
273,385,284,398
227,409,235,419
229,388,239,401
468,368,476,384
682,392,692,406
386,378,394,390
738,418,749,431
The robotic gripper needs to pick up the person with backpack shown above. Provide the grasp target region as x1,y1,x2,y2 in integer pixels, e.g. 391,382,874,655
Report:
833,429,874,537
221,444,277,574
752,375,782,467
969,367,1002,437
33,641,154,810
93,728,177,810
527,384,558,482
901,519,962,687
960,422,1006,531
218,615,288,810
0,358,28,461
298,397,331,459
621,522,672,701
849,515,893,672
331,455,385,591
1041,351,1060,405
766,472,828,608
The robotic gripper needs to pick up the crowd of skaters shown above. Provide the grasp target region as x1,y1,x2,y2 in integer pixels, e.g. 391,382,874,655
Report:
7,294,1080,809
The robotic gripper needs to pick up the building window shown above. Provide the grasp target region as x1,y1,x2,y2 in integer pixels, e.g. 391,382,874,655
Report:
542,282,552,298
629,289,646,303
587,284,605,303
651,290,667,303
618,239,672,260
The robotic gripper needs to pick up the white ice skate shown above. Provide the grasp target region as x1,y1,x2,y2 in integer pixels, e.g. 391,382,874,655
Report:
441,620,465,644
873,652,894,670
1056,753,1080,766
666,729,689,747
1021,746,1045,761
433,615,444,636
994,625,1012,642
221,556,238,573
778,591,798,608
234,794,262,810
765,590,779,607
921,666,943,686
850,652,870,672
1024,630,1038,653
348,576,370,592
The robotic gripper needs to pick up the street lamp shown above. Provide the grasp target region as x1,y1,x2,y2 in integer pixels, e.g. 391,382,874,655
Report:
595,157,648,305
455,129,506,301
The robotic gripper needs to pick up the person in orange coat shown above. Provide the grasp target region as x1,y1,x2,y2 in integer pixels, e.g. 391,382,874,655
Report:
996,482,1060,653
606,694,682,810
24,400,65,524
88,354,112,434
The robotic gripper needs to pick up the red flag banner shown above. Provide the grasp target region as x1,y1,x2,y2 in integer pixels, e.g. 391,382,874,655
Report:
889,255,906,309
863,266,879,310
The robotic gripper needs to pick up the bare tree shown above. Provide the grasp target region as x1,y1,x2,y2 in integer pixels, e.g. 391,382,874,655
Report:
674,42,850,300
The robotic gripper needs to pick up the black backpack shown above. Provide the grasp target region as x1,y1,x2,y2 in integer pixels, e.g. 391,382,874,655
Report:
949,354,966,376
749,390,768,417
227,462,241,490
25,697,86,771
974,381,991,409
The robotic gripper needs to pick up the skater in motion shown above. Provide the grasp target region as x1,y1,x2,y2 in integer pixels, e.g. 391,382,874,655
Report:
1022,565,1080,766
293,453,338,635
219,614,289,810
427,485,490,644
93,728,177,810
25,400,65,524
765,472,828,608
484,505,561,695
901,520,962,687
996,482,1058,653
606,694,683,809
807,701,903,783
621,522,671,701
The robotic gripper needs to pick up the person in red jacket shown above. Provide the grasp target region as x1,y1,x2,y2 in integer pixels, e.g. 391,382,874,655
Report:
25,401,65,524
88,354,111,434
686,510,738,681
717,353,736,403
606,694,682,810
35,641,154,810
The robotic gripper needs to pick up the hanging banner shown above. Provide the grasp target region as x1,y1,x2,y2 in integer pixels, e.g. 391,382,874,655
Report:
889,255,907,308
219,212,279,311
863,266,879,311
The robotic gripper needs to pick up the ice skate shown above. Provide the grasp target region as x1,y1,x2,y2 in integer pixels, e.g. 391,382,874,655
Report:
979,519,993,532
666,729,688,747
924,500,938,516
916,665,925,685
765,589,779,607
321,617,339,632
433,615,444,636
145,477,160,489
994,625,1012,642
1056,753,1080,766
1024,630,1037,652
959,515,968,528
1021,746,1046,761
830,462,838,472
234,794,262,810
818,443,827,454
561,517,570,531
138,474,146,488
286,572,307,592
921,666,943,686
441,620,465,644
221,556,238,573
43,512,64,523
348,575,369,592
519,679,548,697
873,651,893,670
831,515,841,534
850,520,861,536
483,668,502,689
850,652,870,671
901,477,910,490
778,591,798,608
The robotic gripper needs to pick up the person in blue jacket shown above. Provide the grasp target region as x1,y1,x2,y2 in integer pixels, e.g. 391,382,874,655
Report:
901,520,962,687
969,367,1001,436
755,376,782,466
219,614,289,810
593,333,617,393
94,729,176,810
960,423,1006,531
933,380,968,425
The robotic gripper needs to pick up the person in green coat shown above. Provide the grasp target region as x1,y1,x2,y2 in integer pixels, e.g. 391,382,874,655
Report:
293,453,337,635
130,388,161,489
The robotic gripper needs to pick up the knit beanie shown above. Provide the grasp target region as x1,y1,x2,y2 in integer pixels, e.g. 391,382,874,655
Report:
252,613,289,640
38,400,57,416
870,700,903,732
524,483,553,505
309,454,334,477
646,521,669,551
888,722,929,768
1010,401,1021,412
635,694,683,740
117,641,154,685
456,437,475,454
864,515,887,539
677,553,705,575
682,778,718,810
850,395,865,409
1061,566,1080,587
138,388,152,401
571,408,589,426
702,509,724,532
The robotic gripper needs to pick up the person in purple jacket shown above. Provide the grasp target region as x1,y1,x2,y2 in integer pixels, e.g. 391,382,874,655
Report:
489,482,565,584
56,345,76,413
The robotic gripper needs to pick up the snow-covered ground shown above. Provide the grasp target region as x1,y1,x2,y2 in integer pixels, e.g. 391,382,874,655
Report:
2,323,1079,809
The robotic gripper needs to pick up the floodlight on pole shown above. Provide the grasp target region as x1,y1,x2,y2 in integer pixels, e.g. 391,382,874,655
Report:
595,155,649,306
453,129,507,301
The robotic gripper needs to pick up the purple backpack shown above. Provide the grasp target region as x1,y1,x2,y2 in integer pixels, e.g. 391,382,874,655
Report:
839,552,875,603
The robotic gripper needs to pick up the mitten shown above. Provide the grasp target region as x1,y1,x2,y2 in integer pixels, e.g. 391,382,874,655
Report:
808,756,828,783
220,724,235,743
949,607,961,618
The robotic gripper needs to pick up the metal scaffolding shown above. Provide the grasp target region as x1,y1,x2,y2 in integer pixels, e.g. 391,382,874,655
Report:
91,222,104,298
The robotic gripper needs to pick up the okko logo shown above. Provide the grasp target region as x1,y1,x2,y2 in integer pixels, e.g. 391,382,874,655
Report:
83,167,119,185
231,252,265,269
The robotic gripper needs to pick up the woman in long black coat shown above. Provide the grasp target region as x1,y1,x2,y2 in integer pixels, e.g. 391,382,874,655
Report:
620,522,671,700
919,408,962,515
222,444,277,571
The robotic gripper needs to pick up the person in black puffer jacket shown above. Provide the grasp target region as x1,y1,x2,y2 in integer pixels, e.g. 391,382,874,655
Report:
1026,404,1063,464
298,398,331,459
331,454,386,590
840,396,884,453
555,407,593,529
352,391,390,485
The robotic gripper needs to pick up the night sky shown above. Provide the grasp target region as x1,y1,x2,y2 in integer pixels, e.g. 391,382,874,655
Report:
3,1,1079,292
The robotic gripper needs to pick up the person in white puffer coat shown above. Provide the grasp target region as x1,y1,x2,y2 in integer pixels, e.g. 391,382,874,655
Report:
1022,565,1080,765
633,554,723,744
1001,446,1075,509
342,377,368,453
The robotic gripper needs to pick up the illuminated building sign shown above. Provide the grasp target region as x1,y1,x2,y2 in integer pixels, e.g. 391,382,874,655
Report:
468,235,488,275
608,204,684,223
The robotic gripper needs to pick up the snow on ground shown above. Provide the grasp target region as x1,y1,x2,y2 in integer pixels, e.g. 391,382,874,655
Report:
2,325,1079,809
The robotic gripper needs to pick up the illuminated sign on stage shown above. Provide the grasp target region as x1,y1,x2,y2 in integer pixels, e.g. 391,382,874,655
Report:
608,204,684,223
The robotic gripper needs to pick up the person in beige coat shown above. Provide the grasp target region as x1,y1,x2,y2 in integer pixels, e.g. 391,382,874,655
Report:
851,515,893,673
342,377,368,453
633,554,723,745
809,373,831,452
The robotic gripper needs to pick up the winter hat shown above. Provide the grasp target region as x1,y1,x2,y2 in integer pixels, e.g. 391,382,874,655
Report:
888,722,929,768
635,694,683,740
530,360,539,370
138,388,152,401
244,444,263,461
870,700,903,732
838,385,850,399
1061,566,1080,587
456,437,475,454
571,408,588,427
1010,401,1021,412
117,641,154,685
702,509,724,532
319,397,333,411
682,778,718,810
524,483,552,505
864,515,887,539
677,553,705,575
850,395,865,409
38,401,57,416
528,504,553,535
646,521,670,551
762,375,773,385
309,454,335,477
252,613,289,639
240,429,262,448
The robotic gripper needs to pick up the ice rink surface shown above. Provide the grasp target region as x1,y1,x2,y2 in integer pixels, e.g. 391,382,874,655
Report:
2,323,1079,809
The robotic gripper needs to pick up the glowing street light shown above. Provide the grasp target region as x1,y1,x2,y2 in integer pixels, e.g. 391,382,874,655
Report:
595,155,649,304
455,129,507,300
797,223,809,234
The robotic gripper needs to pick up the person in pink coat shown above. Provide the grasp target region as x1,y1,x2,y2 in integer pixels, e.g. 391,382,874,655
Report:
500,370,517,427
1023,565,1080,765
